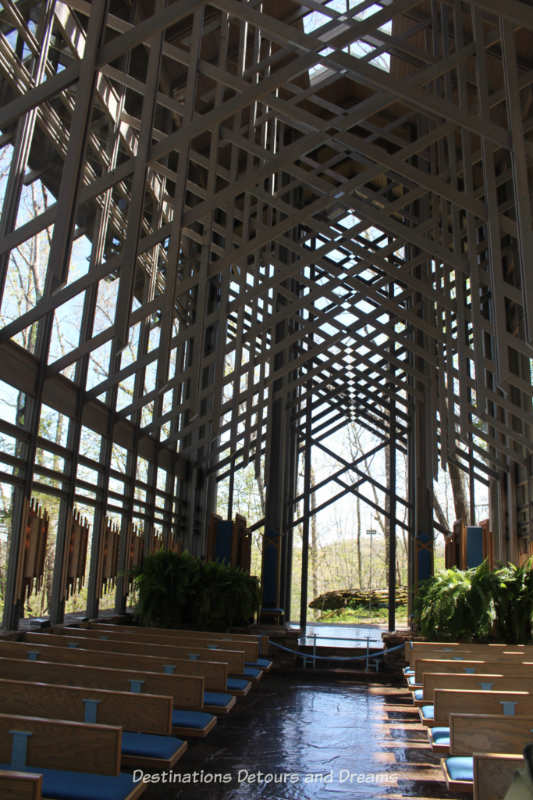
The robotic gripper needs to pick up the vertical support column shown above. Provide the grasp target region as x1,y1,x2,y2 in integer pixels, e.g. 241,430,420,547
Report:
299,383,312,632
412,386,434,600
260,392,287,620
388,387,397,632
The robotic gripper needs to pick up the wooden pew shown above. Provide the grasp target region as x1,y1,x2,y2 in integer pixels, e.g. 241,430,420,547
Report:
443,713,533,793
58,623,261,658
413,657,533,686
405,641,533,664
85,624,262,660
421,688,533,734
90,622,270,661
403,643,533,686
0,678,187,770
473,753,524,800
19,634,248,703
0,656,216,738
0,770,41,800
0,714,144,799
416,672,533,705
56,626,262,680
33,631,248,676
20,634,239,710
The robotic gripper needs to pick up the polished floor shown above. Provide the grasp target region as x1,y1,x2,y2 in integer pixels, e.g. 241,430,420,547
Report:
142,676,463,800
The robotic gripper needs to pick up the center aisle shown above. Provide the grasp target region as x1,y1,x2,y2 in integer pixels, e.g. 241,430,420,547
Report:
141,676,465,799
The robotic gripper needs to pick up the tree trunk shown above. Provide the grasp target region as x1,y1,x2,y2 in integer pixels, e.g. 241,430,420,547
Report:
449,460,470,524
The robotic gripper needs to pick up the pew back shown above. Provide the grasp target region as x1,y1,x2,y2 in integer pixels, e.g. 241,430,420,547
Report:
0,770,41,800
0,678,172,735
0,714,121,775
414,657,533,683
405,641,533,665
450,713,533,756
0,656,204,709
55,628,248,669
434,689,533,726
473,753,524,800
90,622,268,654
22,633,228,691
422,672,533,702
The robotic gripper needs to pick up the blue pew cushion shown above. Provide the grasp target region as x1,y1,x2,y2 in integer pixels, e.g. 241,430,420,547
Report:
204,691,233,707
172,710,214,729
421,704,434,720
242,666,262,679
430,727,450,746
0,763,137,800
413,689,423,701
227,677,249,691
446,756,474,782
252,658,272,669
407,675,416,685
122,731,184,759
403,667,414,675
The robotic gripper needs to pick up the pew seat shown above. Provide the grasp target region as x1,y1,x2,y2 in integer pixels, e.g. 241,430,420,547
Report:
203,691,236,714
441,712,533,793
428,727,451,753
420,704,435,723
226,677,251,695
121,732,186,766
443,755,474,790
171,710,217,737
249,658,272,671
0,764,143,800
239,666,262,681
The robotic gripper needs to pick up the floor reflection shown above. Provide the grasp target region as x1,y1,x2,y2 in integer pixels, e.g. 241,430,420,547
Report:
142,676,465,800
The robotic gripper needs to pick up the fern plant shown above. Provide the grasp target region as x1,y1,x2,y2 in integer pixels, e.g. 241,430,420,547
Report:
134,550,261,631
490,559,533,644
414,559,533,644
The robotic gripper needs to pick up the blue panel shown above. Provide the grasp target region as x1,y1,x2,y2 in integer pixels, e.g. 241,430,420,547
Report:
262,528,279,607
129,679,144,693
82,699,101,723
9,731,31,769
466,526,483,568
416,530,433,583
163,665,176,674
215,520,234,564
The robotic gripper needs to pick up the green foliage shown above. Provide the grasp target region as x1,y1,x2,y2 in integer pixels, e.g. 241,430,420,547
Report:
134,550,261,631
489,559,533,644
415,559,533,643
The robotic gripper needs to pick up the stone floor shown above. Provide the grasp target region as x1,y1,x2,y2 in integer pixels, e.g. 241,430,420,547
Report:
141,675,465,800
